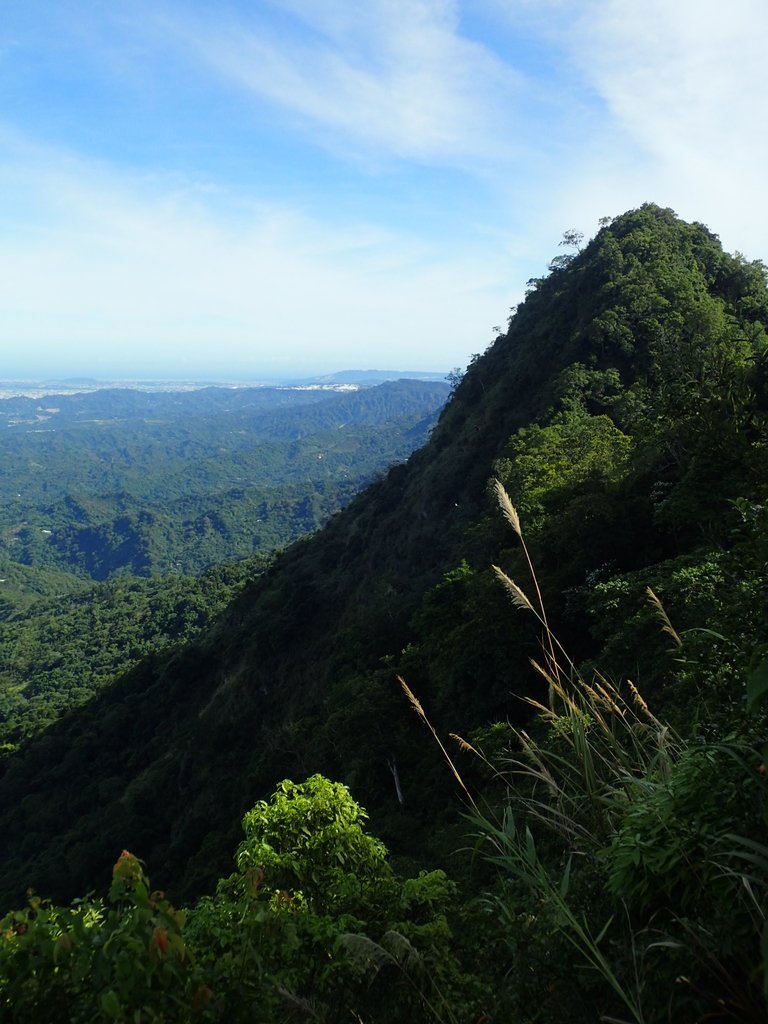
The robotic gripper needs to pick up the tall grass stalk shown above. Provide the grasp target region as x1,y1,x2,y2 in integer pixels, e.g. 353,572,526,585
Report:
492,478,563,695
490,483,681,846
398,675,477,810
481,485,691,1020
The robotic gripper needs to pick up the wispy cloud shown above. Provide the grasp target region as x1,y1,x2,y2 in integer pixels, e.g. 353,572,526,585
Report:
0,131,509,374
156,0,529,167
555,0,768,253
2,1,767,377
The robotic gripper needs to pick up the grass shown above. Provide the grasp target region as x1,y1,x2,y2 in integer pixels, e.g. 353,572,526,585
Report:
398,480,767,1023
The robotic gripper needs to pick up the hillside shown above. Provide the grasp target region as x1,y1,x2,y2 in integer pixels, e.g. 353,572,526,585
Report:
0,558,269,755
2,204,768,1021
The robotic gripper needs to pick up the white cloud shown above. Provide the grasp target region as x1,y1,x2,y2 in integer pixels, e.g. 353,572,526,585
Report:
581,3,764,154
0,134,510,374
158,0,527,167
472,0,768,258
3,0,767,381
562,0,768,254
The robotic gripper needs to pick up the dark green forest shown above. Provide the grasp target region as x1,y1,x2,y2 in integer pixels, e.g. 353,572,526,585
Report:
2,205,768,1022
0,560,269,755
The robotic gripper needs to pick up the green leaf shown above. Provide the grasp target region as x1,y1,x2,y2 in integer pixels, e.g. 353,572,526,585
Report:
594,915,614,945
100,989,122,1020
747,657,768,712
559,856,572,899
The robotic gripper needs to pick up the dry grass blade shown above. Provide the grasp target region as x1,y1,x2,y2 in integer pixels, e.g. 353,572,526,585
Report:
493,478,522,537
450,733,477,754
646,587,682,648
398,677,477,809
398,675,426,720
591,681,625,717
451,733,498,776
626,679,661,726
529,658,555,684
515,731,560,797
492,479,566,694
529,657,566,713
492,565,534,612
521,694,553,716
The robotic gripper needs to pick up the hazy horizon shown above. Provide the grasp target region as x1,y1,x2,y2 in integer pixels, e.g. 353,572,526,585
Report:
0,366,451,399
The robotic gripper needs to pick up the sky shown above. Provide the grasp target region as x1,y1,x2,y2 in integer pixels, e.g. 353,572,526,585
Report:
1,0,766,380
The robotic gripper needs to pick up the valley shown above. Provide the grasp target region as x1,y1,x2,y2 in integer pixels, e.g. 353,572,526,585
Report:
0,377,450,586
0,376,449,752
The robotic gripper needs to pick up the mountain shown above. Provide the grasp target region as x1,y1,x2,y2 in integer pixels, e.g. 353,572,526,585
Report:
1,201,767,935
286,369,449,385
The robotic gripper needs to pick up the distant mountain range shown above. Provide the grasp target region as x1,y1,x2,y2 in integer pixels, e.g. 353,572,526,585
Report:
0,369,449,400
0,378,450,584
285,369,449,385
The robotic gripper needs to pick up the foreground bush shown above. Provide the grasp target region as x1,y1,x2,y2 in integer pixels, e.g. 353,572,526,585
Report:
0,776,477,1023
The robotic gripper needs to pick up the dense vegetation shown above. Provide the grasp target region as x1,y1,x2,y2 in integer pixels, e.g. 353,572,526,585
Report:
0,558,269,754
2,205,768,1021
0,378,448,757
0,379,449,581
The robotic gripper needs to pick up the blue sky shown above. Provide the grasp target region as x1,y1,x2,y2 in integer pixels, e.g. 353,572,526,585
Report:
1,0,766,379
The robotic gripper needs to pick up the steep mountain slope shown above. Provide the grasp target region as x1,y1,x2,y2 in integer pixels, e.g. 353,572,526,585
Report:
1,204,767,910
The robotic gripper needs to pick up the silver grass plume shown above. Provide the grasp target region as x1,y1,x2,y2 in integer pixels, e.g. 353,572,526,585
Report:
493,478,522,537
492,565,534,612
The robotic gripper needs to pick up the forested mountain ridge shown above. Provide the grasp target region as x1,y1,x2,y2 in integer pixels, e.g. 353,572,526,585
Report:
2,205,768,1022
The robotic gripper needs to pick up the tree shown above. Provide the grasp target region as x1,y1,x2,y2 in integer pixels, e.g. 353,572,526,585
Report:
560,228,584,250
445,368,464,396
190,776,474,1022
227,774,391,914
